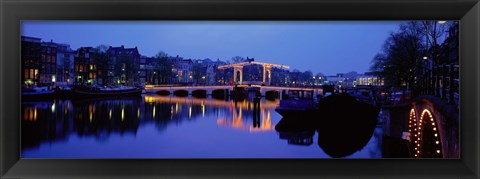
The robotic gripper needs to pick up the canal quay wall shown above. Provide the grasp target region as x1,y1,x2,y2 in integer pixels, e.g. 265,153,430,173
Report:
381,95,459,158
380,103,411,158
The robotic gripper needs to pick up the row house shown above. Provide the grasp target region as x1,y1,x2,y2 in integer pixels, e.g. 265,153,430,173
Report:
106,45,141,86
171,56,193,84
191,59,216,86
21,36,41,87
144,57,156,85
55,43,75,86
74,47,97,85
39,40,57,86
145,56,173,85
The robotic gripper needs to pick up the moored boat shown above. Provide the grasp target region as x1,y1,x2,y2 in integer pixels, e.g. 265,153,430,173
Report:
72,86,143,97
346,86,375,105
22,87,56,101
274,89,317,118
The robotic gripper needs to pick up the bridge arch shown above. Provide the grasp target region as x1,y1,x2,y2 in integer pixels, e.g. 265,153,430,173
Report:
173,90,189,97
408,95,459,158
417,109,443,158
156,90,170,96
408,108,419,157
212,89,227,99
265,90,280,100
192,89,207,98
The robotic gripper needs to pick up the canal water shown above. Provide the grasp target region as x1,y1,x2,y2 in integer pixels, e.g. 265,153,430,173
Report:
21,94,383,158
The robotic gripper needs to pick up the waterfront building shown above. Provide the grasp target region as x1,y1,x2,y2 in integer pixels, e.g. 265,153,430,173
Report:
288,70,302,87
106,45,141,86
271,68,290,86
171,56,193,85
55,43,75,86
313,73,326,86
212,59,229,85
74,47,97,85
21,36,41,87
39,40,57,87
342,71,359,87
144,57,156,85
138,56,147,85
356,71,384,86
325,74,345,87
199,58,216,86
205,63,215,85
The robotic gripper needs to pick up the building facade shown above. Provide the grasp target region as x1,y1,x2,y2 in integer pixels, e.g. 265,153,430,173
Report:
106,45,141,86
171,56,193,84
21,36,42,87
39,41,57,86
356,72,384,86
55,43,75,86
74,47,97,85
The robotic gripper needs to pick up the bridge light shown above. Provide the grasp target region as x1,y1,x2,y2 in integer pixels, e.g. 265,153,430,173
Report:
434,134,438,137
436,141,439,144
433,127,436,131
436,150,441,154
432,122,435,126
415,154,418,157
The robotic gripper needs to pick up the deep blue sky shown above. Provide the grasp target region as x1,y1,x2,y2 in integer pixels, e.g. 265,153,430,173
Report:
22,21,401,75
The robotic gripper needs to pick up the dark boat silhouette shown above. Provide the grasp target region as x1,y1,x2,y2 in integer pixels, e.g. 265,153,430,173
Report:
315,94,380,158
275,117,316,146
274,94,380,157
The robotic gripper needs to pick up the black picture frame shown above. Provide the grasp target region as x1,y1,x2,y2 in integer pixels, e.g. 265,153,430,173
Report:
1,0,479,178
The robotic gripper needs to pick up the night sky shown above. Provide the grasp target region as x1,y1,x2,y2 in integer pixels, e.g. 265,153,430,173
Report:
22,21,402,75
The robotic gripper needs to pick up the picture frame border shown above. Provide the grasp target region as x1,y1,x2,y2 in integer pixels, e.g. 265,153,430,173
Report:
1,0,479,178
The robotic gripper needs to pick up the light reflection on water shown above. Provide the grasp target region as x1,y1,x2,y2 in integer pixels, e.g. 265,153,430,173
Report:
21,94,381,158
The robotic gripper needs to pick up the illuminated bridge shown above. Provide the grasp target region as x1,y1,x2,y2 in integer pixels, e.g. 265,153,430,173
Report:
382,65,459,158
217,61,289,86
144,85,323,99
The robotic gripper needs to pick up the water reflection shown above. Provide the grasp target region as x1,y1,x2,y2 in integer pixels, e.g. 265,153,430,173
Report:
275,94,381,158
22,94,279,151
21,93,382,158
